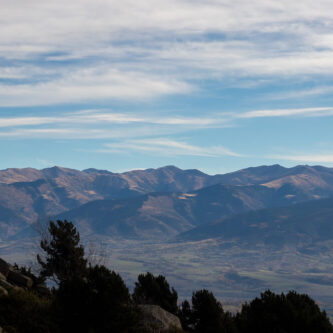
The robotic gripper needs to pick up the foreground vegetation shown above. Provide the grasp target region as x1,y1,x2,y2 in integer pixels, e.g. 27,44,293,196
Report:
0,220,332,333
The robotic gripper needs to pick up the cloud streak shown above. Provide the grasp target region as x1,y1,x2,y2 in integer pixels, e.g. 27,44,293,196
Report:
102,138,242,157
270,154,333,163
0,106,331,140
2,1,333,105
0,67,193,106
0,110,229,129
238,107,333,118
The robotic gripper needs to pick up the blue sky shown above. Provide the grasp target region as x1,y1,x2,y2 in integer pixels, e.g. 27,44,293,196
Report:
1,0,333,174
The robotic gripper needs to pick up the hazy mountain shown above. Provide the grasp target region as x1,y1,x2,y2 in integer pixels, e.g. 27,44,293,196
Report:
0,165,211,225
1,164,333,240
54,180,329,240
178,197,333,246
0,204,26,240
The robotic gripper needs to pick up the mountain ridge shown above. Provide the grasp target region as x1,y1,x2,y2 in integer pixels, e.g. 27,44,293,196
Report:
177,196,333,246
1,164,333,241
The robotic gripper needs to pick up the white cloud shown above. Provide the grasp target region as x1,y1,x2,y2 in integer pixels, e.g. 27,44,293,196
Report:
0,110,228,129
0,67,192,106
270,154,333,163
238,107,333,118
0,127,159,139
102,138,242,157
0,106,331,140
2,1,333,104
0,117,56,127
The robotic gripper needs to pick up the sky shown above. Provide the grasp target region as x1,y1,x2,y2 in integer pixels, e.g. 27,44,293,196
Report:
1,0,333,174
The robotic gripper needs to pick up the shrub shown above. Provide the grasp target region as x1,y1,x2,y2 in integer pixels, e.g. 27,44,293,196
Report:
133,272,178,315
0,289,55,333
235,290,333,333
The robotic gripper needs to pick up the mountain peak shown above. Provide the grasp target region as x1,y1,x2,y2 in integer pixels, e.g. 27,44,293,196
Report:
41,166,81,178
83,168,112,175
157,165,182,172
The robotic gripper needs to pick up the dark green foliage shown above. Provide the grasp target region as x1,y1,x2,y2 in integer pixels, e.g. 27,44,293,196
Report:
54,265,139,333
37,220,87,284
0,289,55,333
191,289,226,333
133,272,178,315
236,290,333,333
179,290,237,333
179,300,193,331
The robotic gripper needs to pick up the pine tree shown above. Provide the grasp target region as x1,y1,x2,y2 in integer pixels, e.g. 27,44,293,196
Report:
37,220,87,284
133,272,178,315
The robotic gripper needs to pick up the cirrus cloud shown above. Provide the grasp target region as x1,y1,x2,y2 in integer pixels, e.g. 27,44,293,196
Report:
2,1,333,105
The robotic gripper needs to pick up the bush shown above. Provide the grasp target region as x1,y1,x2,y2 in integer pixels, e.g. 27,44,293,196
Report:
235,290,333,333
54,265,140,332
191,289,226,333
179,290,236,333
0,289,55,333
133,272,178,315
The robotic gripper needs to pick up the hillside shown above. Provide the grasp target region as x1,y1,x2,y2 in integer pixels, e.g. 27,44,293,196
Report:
178,197,333,246
1,164,333,240
56,181,330,240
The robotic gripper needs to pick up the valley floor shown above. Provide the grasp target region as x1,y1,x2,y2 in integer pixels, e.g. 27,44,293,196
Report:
1,235,333,319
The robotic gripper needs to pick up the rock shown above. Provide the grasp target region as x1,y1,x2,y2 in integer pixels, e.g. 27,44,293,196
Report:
138,304,182,333
0,285,8,296
7,270,33,288
0,278,14,291
0,258,12,277
0,271,6,281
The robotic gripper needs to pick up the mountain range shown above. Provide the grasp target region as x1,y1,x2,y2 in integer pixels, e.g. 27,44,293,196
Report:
178,196,333,245
1,164,333,243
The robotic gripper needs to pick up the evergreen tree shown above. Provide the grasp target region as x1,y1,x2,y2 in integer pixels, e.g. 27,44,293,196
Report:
37,220,87,284
179,299,193,332
54,265,139,333
236,290,333,333
133,272,178,315
191,289,226,333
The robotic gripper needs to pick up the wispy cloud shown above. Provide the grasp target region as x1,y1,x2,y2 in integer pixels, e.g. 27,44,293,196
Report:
102,138,242,157
269,86,333,100
2,1,333,105
0,106,332,140
238,107,333,118
0,67,193,106
0,110,229,129
269,154,333,163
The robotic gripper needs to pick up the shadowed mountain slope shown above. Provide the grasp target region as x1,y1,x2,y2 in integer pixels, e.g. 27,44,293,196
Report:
0,205,26,240
1,164,333,240
178,197,333,246
54,180,328,240
0,166,213,226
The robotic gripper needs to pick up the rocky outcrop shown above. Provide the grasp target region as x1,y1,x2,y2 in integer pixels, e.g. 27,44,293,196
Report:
7,270,33,288
0,259,12,278
0,285,8,296
0,258,48,295
0,272,6,281
138,304,182,332
0,279,14,291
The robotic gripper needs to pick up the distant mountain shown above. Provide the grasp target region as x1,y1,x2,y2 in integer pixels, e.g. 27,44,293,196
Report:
178,197,333,246
0,204,26,239
0,165,212,226
1,164,333,240
54,180,331,240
